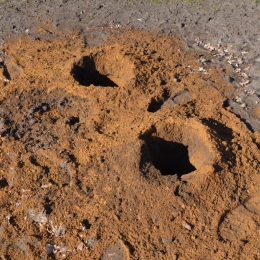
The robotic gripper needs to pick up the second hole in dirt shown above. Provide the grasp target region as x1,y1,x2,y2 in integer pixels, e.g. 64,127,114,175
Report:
141,136,196,177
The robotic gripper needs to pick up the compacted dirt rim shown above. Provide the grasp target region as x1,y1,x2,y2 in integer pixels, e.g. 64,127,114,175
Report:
0,29,259,260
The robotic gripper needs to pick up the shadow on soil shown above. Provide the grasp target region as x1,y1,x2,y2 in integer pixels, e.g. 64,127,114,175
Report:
140,135,196,177
71,56,117,87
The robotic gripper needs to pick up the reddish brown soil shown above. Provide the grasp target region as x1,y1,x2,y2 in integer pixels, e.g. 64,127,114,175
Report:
0,30,259,260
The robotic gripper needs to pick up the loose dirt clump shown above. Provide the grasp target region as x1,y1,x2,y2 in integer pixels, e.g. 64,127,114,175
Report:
0,30,259,259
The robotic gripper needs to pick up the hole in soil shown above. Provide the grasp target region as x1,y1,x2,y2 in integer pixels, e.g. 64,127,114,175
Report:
139,122,214,177
141,136,196,176
82,219,91,229
148,98,164,113
66,116,79,126
0,178,9,188
72,51,135,87
71,56,117,87
148,89,170,113
44,197,53,214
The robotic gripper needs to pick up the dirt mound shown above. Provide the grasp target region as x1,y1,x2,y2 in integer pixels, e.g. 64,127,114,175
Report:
0,30,259,259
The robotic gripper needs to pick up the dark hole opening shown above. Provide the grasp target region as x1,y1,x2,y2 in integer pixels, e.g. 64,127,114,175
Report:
140,136,196,176
44,197,53,214
30,156,40,166
71,56,117,87
0,179,8,188
147,89,170,113
147,98,164,113
66,116,79,126
82,219,91,229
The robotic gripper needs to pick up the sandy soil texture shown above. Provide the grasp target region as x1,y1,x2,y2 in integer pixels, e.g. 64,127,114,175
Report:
0,1,260,260
0,29,259,260
1,0,260,132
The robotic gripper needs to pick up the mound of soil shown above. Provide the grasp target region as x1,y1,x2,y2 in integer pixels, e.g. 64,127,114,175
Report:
0,30,259,259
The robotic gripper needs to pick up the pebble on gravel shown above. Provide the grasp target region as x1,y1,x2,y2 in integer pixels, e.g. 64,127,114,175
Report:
182,222,192,231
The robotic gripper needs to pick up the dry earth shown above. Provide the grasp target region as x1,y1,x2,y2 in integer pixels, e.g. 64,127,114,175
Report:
0,1,260,260
1,0,260,132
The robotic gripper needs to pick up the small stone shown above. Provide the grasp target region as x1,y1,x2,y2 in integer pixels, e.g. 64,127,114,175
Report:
241,72,249,78
86,236,97,247
4,56,21,80
162,90,192,109
244,196,260,215
198,67,206,72
28,208,48,223
46,244,54,255
237,58,243,64
102,240,130,260
182,222,192,231
0,119,6,132
77,242,84,251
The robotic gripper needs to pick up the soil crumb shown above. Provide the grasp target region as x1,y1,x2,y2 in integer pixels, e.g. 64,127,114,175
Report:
0,30,259,259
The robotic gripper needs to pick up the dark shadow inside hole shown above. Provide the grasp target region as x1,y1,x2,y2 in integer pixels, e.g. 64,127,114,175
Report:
44,197,53,215
71,56,117,87
82,219,91,229
140,136,196,176
147,98,164,113
0,179,8,188
30,156,40,166
147,89,170,113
